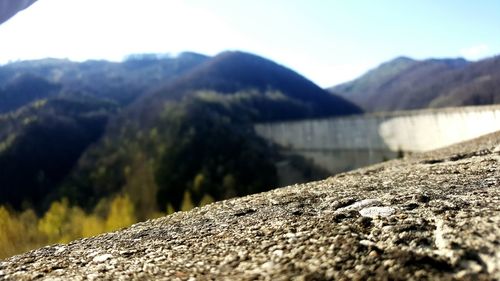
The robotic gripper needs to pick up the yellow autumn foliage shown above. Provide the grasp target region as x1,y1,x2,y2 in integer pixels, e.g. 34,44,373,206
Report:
199,194,215,207
0,188,219,259
105,195,136,232
166,203,175,215
180,191,195,212
81,214,105,238
0,196,137,259
0,207,40,258
38,199,70,243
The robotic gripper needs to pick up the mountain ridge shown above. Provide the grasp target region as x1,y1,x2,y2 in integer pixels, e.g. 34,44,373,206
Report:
330,54,500,112
133,51,362,123
329,56,473,112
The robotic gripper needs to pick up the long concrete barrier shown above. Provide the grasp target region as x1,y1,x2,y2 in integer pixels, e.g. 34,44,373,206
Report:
255,105,500,153
255,105,500,175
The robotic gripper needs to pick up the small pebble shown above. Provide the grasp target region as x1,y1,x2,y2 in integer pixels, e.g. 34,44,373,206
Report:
359,206,395,218
93,254,113,263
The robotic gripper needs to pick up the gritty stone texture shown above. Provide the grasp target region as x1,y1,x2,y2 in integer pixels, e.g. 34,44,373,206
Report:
1,132,500,280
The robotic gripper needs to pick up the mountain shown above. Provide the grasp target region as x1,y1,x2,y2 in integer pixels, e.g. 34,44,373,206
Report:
0,51,360,257
329,56,484,112
63,51,361,213
0,53,208,211
330,56,418,106
428,56,500,107
0,51,359,214
0,52,209,108
132,51,362,123
0,74,61,113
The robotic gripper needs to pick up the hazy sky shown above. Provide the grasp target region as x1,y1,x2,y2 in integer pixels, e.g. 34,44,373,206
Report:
1,0,499,87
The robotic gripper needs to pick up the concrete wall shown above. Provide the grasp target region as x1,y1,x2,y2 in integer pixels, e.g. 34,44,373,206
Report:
255,105,500,153
255,105,500,175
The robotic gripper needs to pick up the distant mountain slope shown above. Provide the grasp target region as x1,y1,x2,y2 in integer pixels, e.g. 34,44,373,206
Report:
329,56,489,112
0,52,209,109
428,56,500,107
331,56,418,105
135,51,362,122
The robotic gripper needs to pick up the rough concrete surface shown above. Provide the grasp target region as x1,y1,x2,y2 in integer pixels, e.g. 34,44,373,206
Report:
1,132,500,280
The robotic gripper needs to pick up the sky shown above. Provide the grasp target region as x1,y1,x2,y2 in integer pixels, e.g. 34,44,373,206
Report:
0,0,500,87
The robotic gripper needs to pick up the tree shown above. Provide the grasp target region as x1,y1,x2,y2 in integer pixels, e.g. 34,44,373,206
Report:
180,191,195,212
199,194,215,207
38,199,69,243
105,195,136,232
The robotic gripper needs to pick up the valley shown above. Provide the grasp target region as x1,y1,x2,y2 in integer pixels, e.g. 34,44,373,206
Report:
1,50,499,259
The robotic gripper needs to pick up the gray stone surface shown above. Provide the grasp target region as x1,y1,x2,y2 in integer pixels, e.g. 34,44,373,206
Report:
1,132,500,280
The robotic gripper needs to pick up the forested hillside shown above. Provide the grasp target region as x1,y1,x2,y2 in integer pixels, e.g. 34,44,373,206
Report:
0,74,61,113
0,52,209,211
64,51,361,213
330,55,500,112
0,96,117,210
0,51,360,258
